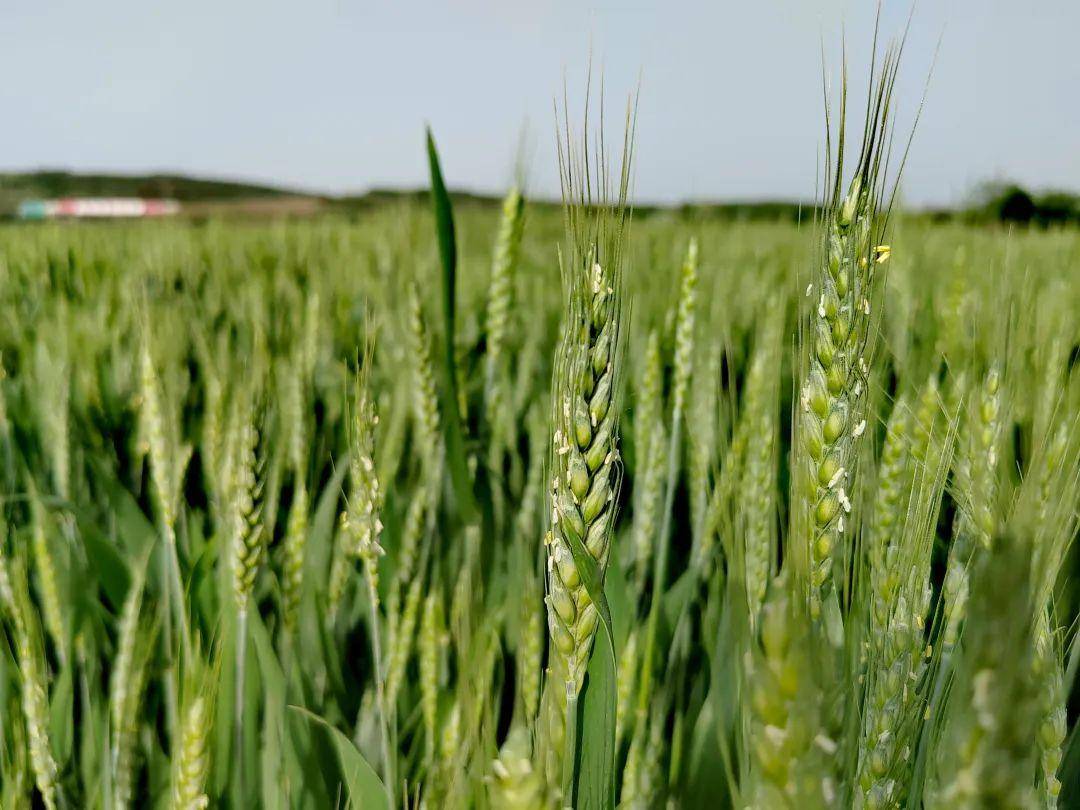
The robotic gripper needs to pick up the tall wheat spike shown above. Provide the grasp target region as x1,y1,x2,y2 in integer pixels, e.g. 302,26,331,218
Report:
795,51,900,626
543,87,634,806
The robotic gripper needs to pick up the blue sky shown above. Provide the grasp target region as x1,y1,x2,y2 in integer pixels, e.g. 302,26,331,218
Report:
1,1,1076,206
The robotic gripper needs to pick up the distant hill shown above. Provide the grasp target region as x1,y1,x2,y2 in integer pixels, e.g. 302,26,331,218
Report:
0,170,296,205
0,170,517,218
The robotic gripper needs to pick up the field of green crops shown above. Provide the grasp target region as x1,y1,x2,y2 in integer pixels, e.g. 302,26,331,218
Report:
2,69,1080,809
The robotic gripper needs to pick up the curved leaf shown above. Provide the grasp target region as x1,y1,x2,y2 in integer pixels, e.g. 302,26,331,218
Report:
289,705,390,810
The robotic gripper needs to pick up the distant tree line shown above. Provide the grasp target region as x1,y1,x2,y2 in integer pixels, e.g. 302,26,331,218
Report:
967,182,1080,226
1,171,1077,226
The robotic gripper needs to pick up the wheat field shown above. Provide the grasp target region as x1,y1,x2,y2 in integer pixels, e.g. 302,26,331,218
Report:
1,54,1080,810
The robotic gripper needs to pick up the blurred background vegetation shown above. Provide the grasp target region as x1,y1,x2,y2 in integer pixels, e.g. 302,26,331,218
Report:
2,170,1078,226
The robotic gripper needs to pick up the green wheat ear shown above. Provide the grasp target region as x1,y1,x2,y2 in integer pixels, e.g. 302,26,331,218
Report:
542,87,635,804
171,639,219,810
1,547,60,810
795,49,902,628
933,535,1041,808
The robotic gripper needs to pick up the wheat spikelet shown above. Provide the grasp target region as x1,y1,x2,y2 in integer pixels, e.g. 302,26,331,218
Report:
110,561,147,774
279,364,310,634
615,628,639,746
386,573,423,708
633,329,663,479
29,492,66,665
735,306,783,622
326,519,351,624
194,334,227,527
688,342,721,551
172,695,212,810
1033,610,1066,805
544,195,624,691
621,713,645,807
866,396,912,630
1027,422,1076,805
484,186,526,438
746,582,807,805
4,553,59,810
419,587,444,760
113,622,155,809
909,373,941,469
857,391,954,808
542,94,634,804
170,647,217,810
0,531,16,618
637,702,667,808
632,414,666,592
487,727,543,809
406,281,443,477
439,700,462,775
795,58,899,623
226,384,267,798
229,402,266,613
934,537,1039,809
139,340,192,536
342,357,385,600
280,473,308,634
34,335,71,501
671,239,698,418
942,368,1002,649
517,574,544,726
631,330,665,594
1,693,33,810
